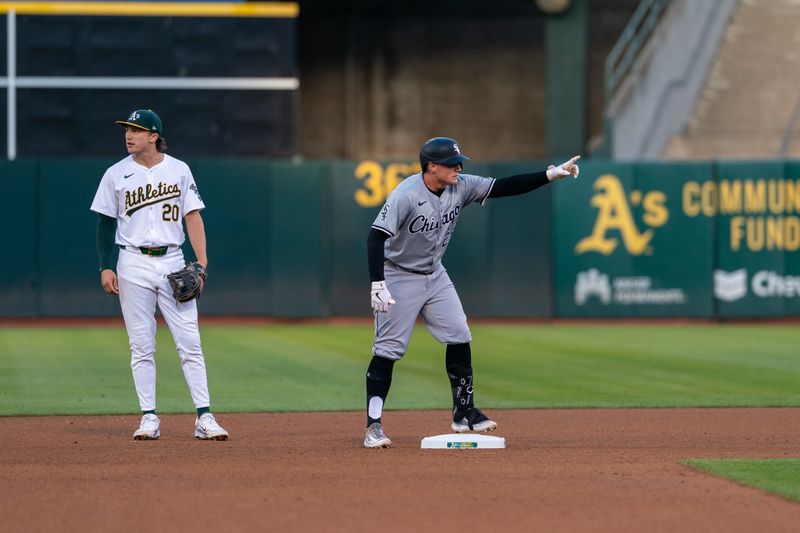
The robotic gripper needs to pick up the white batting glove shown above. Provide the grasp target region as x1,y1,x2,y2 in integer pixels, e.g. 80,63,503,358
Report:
546,155,581,181
370,281,396,313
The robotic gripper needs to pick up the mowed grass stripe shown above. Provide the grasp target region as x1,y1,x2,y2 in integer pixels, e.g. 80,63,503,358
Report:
0,324,798,415
685,459,800,503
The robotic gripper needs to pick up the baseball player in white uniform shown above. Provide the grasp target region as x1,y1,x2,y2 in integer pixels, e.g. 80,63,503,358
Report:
90,109,228,441
364,137,579,448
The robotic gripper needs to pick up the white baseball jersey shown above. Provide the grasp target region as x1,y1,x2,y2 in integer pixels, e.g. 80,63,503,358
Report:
90,154,204,247
91,153,210,413
371,172,495,274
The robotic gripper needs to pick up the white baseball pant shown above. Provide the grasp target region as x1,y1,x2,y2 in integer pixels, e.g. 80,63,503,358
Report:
117,247,211,411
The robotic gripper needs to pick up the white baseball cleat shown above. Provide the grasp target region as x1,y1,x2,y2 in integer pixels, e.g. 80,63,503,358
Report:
133,413,160,440
194,413,229,440
364,422,392,448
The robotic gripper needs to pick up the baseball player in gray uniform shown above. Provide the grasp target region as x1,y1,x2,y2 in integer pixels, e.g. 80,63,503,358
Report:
364,137,579,448
91,109,228,441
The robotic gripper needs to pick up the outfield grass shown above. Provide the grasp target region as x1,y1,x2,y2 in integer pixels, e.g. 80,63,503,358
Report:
0,323,799,415
685,459,800,503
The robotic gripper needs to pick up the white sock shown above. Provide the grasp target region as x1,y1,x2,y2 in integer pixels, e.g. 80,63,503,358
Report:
368,396,384,420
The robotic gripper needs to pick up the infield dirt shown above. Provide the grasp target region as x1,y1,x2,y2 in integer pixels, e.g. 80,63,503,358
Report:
2,408,800,532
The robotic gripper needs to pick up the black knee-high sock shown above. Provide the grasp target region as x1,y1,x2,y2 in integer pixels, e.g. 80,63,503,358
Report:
446,343,474,417
366,355,395,426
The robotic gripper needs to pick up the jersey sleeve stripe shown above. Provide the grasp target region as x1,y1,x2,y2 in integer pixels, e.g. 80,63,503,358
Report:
371,225,394,237
479,178,496,206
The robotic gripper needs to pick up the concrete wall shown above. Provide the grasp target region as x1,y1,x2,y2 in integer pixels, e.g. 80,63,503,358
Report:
297,0,639,161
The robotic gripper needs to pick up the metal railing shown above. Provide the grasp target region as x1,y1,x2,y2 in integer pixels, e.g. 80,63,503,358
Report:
604,0,672,103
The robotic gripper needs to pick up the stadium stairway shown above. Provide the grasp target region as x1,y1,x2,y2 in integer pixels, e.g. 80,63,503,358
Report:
662,0,800,160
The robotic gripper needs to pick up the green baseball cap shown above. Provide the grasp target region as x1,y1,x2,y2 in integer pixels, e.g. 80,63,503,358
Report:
115,109,163,135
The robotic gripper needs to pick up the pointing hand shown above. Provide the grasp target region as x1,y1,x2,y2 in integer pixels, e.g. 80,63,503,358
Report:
546,155,581,181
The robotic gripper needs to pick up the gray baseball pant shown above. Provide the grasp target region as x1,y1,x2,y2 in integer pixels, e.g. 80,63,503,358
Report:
372,263,472,360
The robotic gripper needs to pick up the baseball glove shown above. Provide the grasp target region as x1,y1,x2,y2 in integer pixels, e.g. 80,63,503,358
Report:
167,262,207,303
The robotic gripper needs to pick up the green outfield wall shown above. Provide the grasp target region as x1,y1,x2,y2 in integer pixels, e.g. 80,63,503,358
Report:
1,159,798,319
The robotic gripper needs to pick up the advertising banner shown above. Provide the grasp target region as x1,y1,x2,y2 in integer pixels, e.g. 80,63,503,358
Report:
554,161,715,317
712,161,800,317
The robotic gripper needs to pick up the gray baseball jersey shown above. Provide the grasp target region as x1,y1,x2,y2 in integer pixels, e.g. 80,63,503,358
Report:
371,172,495,273
371,172,496,360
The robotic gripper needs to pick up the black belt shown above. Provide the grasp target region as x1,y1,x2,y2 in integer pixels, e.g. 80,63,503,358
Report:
119,244,169,257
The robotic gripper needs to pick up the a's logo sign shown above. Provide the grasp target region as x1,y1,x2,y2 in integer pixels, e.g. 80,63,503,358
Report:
128,111,140,121
714,269,747,302
575,268,611,305
575,175,669,256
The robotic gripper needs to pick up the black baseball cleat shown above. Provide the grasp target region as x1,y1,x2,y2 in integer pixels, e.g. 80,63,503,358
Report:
451,407,497,433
